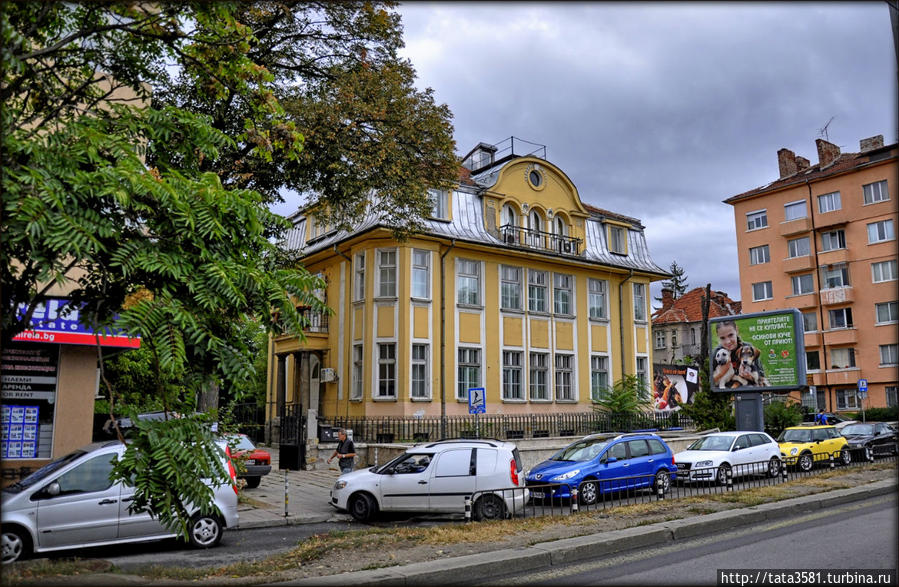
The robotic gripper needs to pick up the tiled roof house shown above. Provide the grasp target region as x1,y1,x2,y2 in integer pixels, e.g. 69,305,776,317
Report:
651,287,742,364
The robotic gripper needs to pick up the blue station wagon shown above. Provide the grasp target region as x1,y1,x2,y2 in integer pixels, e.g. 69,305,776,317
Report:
525,433,677,504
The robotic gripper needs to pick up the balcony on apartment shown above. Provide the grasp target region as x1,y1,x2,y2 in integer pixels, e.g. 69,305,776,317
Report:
817,248,850,265
783,255,815,273
814,209,849,230
819,287,854,305
779,217,811,237
804,331,822,349
823,327,858,346
499,224,582,256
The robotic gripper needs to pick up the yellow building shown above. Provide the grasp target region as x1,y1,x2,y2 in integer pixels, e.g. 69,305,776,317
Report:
266,139,668,442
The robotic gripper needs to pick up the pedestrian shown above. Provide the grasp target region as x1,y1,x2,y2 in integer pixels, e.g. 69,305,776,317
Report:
327,428,356,474
815,409,828,425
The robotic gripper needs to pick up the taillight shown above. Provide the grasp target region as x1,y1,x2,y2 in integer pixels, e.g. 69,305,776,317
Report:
671,455,676,466
510,459,519,486
225,446,239,494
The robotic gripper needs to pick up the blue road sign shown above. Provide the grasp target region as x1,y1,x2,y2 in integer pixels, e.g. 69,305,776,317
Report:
858,379,868,392
468,387,486,414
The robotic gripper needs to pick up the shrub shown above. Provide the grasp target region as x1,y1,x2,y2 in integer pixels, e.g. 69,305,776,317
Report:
764,399,804,437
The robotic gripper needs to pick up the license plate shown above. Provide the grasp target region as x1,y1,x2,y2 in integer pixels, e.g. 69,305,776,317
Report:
245,459,256,465
531,491,545,498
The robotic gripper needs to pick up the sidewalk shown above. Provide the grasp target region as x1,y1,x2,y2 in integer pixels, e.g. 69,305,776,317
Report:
237,446,353,529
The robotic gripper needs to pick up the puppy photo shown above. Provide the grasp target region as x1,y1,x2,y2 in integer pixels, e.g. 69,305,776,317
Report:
737,343,770,386
712,346,735,388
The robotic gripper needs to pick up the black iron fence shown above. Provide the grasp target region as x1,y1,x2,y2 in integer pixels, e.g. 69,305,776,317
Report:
319,411,694,444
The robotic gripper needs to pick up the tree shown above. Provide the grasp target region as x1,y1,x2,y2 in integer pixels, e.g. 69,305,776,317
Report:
593,375,653,430
763,399,803,438
656,260,689,301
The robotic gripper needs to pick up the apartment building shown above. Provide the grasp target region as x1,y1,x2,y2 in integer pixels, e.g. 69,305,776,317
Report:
266,138,669,438
725,135,898,412
652,287,741,365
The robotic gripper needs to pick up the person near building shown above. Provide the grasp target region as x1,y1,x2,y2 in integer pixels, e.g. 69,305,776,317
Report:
327,429,356,474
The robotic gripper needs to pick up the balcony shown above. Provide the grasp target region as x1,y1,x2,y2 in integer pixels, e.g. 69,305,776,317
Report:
819,287,854,306
786,292,817,308
814,209,849,229
804,331,822,348
779,217,811,237
300,309,329,334
817,248,849,265
783,255,814,273
500,224,582,257
823,328,858,346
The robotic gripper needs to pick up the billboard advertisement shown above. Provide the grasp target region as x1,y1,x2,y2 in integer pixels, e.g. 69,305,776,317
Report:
710,309,806,393
652,364,700,412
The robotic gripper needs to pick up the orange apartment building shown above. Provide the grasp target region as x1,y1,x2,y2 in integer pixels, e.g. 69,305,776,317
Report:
725,135,897,413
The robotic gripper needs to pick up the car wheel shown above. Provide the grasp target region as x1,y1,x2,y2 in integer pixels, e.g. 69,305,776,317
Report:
349,493,378,523
840,448,851,466
2,527,30,564
188,513,223,548
579,480,598,505
244,476,261,489
474,494,506,521
798,453,813,472
653,470,671,494
717,463,731,485
767,457,781,478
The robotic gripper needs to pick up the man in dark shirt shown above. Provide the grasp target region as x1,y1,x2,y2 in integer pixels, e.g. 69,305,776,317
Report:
327,429,356,473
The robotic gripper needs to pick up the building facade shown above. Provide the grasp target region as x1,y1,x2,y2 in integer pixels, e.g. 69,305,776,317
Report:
725,135,898,412
652,287,742,365
266,139,668,441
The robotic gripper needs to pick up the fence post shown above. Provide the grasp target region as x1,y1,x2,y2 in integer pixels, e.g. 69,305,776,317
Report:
726,466,733,490
284,470,289,519
464,495,472,522
829,452,835,470
782,461,788,482
867,447,874,463
657,481,665,500
571,487,579,513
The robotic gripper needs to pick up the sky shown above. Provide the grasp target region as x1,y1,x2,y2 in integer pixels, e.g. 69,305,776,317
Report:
390,1,897,307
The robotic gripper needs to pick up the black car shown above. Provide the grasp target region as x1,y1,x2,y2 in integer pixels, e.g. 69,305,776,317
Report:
840,422,898,457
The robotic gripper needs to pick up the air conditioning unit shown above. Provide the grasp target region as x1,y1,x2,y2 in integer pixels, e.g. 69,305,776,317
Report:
320,368,337,382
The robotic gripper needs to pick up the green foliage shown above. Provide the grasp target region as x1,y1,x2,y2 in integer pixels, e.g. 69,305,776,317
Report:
592,375,652,417
656,260,689,301
851,407,899,422
763,399,803,437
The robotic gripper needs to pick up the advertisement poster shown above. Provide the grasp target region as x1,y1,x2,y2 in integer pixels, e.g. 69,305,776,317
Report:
652,364,699,412
709,309,805,393
1,343,58,459
2,405,39,459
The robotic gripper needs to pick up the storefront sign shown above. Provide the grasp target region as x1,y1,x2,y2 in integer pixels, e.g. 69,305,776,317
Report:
12,298,140,348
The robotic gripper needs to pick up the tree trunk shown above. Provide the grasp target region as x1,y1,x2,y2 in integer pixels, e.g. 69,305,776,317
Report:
198,380,220,413
700,283,712,392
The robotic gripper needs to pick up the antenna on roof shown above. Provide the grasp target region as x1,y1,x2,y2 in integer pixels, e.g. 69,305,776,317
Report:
817,116,835,142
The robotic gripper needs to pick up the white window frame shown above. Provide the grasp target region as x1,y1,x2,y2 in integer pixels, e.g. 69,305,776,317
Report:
749,245,770,265
411,343,429,399
529,352,549,401
828,307,853,329
880,344,898,366
863,180,889,204
830,347,856,369
590,355,609,402
354,252,366,301
654,329,666,350
588,278,608,319
500,265,522,311
351,344,363,400
428,188,448,220
791,273,815,296
553,273,573,315
872,260,897,283
802,311,818,333
787,236,810,258
456,259,481,306
784,200,807,221
876,301,898,324
867,219,895,244
752,281,773,301
502,350,524,400
746,209,768,231
636,357,648,392
554,353,575,401
836,389,859,410
377,343,396,398
411,249,431,299
806,350,821,372
528,270,547,313
457,347,481,400
820,263,850,289
886,386,898,408
820,229,846,252
633,283,646,322
377,248,397,298
817,191,841,213
608,225,627,254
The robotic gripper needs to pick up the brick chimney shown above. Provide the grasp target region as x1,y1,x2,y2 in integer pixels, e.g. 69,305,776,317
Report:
777,148,798,178
859,135,884,152
796,156,810,171
660,287,675,312
816,139,841,168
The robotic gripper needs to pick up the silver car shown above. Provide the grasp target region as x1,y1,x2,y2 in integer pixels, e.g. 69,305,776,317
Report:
1,440,239,564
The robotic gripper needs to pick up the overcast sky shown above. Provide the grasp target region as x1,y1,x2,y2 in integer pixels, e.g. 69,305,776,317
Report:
391,1,897,306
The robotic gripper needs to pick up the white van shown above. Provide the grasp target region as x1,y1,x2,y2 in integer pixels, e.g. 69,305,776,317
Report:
329,439,528,522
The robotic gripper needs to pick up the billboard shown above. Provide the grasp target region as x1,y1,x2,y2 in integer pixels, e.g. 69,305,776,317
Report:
12,298,140,348
652,364,700,412
709,309,805,393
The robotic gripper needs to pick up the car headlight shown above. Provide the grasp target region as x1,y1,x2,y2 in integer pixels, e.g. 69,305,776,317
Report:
790,448,798,456
695,460,713,468
334,480,347,490
553,469,580,481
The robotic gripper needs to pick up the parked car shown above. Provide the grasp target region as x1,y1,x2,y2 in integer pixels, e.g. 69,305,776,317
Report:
674,431,782,484
329,438,526,522
777,425,850,471
525,433,677,505
840,422,899,457
226,434,272,488
1,440,239,564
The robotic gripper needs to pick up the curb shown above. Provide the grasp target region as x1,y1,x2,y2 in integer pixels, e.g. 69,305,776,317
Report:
273,478,897,586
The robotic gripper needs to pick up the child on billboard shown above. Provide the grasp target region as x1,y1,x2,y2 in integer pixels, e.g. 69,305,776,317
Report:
712,320,770,389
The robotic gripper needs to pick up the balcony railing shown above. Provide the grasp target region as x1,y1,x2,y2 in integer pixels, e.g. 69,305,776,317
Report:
500,224,582,256
301,310,328,333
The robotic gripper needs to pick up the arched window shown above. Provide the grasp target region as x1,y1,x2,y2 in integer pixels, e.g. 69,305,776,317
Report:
502,203,518,228
529,210,542,233
555,216,567,236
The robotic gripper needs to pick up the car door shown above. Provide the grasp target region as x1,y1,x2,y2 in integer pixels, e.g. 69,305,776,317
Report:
379,453,432,512
749,433,775,473
729,434,754,477
35,450,120,549
872,424,893,454
428,448,476,513
117,483,169,540
598,441,630,493
626,440,653,488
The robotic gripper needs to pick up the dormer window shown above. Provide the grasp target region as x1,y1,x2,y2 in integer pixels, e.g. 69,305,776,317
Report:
608,224,627,255
428,189,449,220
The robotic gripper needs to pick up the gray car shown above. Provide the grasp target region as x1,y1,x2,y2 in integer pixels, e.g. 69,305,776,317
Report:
1,440,239,564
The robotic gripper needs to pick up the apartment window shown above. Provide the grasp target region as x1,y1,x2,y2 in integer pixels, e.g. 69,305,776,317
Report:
749,245,770,265
752,281,773,301
502,351,523,400
528,270,547,313
746,210,768,230
377,249,397,297
457,348,480,400
880,344,898,366
867,219,895,243
554,354,574,401
588,278,608,319
791,273,814,296
784,200,807,221
691,328,696,346
887,386,898,408
802,311,818,333
377,343,396,398
608,225,627,254
654,330,666,350
553,273,573,315
817,191,841,213
633,283,646,322
671,329,677,347
529,352,549,401
876,301,898,324
863,180,889,204
428,189,448,220
457,259,480,306
354,253,365,301
590,355,609,401
351,344,363,400
500,265,522,310
830,347,856,369
801,388,818,410
872,260,897,283
836,389,858,410
820,263,849,289
636,357,648,390
828,307,853,329
806,351,820,371
411,250,430,299
820,229,846,252
787,236,810,258
411,344,429,399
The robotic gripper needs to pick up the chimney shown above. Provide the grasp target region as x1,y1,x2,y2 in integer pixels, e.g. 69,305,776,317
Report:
660,287,675,311
796,156,810,171
777,148,798,178
859,135,884,152
816,139,841,168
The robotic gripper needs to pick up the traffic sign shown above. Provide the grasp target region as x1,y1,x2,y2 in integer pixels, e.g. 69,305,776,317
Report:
468,387,486,414
857,379,868,392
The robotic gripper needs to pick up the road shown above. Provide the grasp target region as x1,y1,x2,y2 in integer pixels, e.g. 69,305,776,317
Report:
485,495,898,586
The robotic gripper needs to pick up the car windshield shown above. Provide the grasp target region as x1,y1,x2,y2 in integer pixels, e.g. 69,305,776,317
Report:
687,435,734,451
227,435,257,451
779,429,813,443
2,449,86,493
551,439,609,462
841,424,874,436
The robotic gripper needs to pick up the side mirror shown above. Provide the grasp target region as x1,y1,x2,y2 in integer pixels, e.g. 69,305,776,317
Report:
40,482,61,498
605,457,618,464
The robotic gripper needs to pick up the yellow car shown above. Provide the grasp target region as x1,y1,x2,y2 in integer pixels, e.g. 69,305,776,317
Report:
777,425,851,472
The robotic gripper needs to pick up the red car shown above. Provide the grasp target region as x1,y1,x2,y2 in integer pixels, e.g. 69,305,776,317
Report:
228,434,272,488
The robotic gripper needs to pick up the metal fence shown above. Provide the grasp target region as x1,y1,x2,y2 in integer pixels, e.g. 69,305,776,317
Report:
320,412,693,444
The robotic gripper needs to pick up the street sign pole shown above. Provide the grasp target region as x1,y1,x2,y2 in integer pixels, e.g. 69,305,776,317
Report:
857,379,868,423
